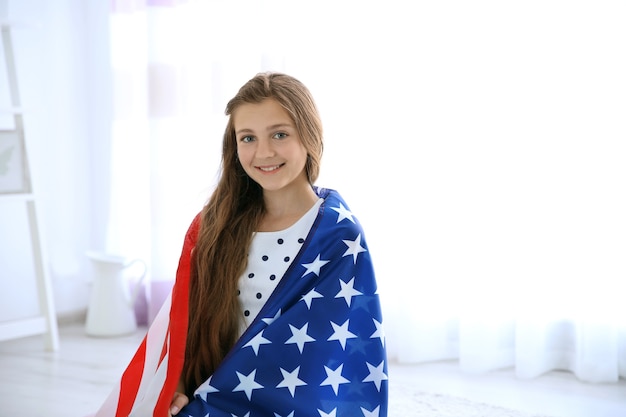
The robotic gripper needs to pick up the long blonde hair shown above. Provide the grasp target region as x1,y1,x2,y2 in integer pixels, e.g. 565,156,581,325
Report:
182,72,324,395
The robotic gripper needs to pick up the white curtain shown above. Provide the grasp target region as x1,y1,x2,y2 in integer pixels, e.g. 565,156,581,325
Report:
106,0,626,383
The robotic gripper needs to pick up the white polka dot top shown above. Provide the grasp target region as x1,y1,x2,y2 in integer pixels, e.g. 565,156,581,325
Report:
238,198,323,331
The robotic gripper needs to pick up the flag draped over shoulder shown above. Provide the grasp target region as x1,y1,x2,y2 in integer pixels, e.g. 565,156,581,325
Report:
93,188,388,417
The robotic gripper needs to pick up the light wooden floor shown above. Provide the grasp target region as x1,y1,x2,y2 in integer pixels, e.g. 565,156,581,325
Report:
0,323,624,417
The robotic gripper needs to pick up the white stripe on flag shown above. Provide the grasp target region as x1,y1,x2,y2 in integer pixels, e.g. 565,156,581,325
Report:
93,380,121,417
129,292,173,415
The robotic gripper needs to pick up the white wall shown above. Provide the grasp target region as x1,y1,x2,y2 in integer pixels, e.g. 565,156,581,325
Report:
2,0,624,327
0,0,112,319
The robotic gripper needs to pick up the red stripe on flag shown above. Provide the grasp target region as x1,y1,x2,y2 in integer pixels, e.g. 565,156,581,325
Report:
158,325,170,366
153,213,199,416
116,337,147,417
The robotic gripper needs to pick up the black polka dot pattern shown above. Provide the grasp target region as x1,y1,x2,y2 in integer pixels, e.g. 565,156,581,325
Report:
239,234,301,306
237,198,323,329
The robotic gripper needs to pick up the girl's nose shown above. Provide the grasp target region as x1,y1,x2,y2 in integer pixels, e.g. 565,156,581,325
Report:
256,137,275,158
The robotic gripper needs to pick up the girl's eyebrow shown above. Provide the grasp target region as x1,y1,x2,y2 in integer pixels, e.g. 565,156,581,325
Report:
235,128,254,135
266,123,293,131
236,123,293,136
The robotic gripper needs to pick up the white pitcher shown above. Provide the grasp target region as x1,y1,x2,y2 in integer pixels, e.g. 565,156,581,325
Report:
85,251,147,337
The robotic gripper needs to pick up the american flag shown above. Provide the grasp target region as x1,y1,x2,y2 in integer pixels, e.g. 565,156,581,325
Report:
94,188,388,417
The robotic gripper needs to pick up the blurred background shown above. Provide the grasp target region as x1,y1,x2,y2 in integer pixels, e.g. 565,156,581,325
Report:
1,0,625,384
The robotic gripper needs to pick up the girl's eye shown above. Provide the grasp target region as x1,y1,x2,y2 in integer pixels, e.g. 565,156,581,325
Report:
240,135,254,143
273,132,288,140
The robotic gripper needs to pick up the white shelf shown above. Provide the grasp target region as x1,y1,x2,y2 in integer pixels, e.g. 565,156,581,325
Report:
0,8,59,352
0,316,47,342
0,106,24,114
0,192,34,202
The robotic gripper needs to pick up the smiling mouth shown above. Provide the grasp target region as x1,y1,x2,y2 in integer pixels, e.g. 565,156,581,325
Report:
257,163,284,172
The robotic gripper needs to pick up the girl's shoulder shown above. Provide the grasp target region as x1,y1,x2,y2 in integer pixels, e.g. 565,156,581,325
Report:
184,211,204,245
316,187,365,234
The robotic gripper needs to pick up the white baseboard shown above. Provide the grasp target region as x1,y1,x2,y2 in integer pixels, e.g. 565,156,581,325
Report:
56,309,87,326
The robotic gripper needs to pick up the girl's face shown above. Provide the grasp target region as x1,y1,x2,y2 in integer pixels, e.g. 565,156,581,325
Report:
234,98,310,196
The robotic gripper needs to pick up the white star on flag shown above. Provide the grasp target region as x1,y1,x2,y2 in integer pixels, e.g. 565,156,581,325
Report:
320,364,350,395
370,319,385,347
276,366,307,397
262,309,281,325
302,254,330,278
360,405,380,417
274,412,295,417
335,277,362,307
327,319,357,350
197,375,218,397
231,413,250,417
363,361,388,391
243,330,272,355
331,203,355,223
342,234,366,264
318,408,337,417
285,323,315,353
301,288,324,309
233,369,263,400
